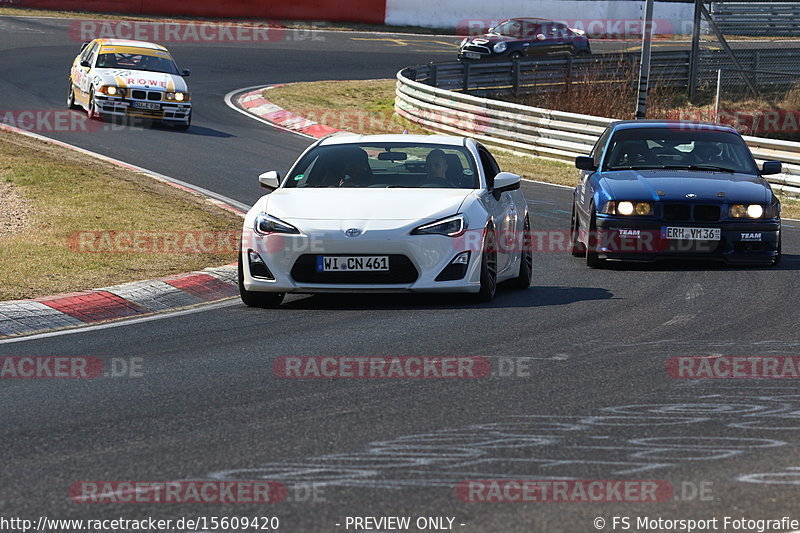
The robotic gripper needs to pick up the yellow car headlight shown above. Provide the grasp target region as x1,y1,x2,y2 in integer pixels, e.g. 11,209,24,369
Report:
166,92,188,102
99,85,125,97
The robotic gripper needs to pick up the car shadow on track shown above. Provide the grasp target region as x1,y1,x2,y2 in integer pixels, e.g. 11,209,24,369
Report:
593,253,800,272
151,123,234,138
278,285,614,310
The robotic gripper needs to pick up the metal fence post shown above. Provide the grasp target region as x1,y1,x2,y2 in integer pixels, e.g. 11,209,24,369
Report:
688,0,703,101
565,55,573,95
635,0,655,119
512,59,520,96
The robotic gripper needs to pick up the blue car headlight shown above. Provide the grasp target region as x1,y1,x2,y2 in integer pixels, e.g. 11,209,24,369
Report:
493,42,508,53
602,201,653,216
730,204,764,219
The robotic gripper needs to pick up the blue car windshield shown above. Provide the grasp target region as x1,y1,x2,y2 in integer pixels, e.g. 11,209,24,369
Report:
284,143,479,189
603,128,760,175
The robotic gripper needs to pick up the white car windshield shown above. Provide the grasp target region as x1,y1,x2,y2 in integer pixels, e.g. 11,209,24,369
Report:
96,52,180,75
284,143,480,189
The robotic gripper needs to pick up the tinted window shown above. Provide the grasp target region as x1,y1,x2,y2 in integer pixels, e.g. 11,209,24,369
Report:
591,127,612,167
81,42,98,65
603,127,759,174
97,52,179,75
284,143,479,189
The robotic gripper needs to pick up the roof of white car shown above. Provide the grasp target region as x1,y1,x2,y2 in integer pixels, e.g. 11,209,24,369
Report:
318,134,469,146
96,39,168,51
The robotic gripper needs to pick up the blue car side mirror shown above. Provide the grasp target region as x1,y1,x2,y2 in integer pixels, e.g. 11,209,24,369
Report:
575,156,597,171
761,161,782,175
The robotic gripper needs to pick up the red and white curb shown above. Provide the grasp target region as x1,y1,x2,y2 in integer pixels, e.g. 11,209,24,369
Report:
237,86,342,139
0,265,238,338
0,124,248,339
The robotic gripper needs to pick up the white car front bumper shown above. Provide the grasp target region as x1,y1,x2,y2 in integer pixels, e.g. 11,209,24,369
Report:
240,223,485,294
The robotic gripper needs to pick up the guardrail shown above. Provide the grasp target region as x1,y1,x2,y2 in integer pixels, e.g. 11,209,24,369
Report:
407,52,692,97
395,66,800,199
711,2,800,37
407,50,800,97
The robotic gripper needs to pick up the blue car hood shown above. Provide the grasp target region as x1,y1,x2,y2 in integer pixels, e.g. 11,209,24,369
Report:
598,169,770,204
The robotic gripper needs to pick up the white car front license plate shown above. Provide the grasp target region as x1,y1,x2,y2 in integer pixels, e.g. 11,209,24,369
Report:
662,227,721,241
317,256,389,272
464,52,481,59
133,101,161,110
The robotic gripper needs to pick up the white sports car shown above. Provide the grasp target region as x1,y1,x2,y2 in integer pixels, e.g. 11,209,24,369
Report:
67,38,192,129
239,134,532,307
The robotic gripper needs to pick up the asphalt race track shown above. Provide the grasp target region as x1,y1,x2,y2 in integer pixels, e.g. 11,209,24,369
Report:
2,15,800,533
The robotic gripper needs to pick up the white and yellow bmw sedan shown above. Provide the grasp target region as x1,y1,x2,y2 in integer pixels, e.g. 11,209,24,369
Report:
67,38,192,129
239,134,533,307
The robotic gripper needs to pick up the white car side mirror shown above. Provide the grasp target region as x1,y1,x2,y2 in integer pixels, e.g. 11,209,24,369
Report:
259,171,280,190
493,172,521,193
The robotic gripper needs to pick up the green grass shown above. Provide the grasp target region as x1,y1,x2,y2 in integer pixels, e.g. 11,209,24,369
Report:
0,131,240,301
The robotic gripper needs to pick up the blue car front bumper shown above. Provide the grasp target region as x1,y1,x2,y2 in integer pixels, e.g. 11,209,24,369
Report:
594,215,780,264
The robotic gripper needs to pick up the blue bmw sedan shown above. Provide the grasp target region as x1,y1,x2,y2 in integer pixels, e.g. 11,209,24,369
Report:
571,120,782,267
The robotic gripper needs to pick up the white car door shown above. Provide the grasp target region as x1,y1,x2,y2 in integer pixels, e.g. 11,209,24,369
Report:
477,146,518,274
74,41,97,98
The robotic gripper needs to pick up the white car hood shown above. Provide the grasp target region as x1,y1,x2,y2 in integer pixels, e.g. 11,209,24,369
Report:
92,68,187,92
265,188,472,222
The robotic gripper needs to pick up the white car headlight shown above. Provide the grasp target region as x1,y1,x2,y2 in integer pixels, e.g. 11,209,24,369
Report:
411,214,466,237
493,42,508,53
254,213,300,235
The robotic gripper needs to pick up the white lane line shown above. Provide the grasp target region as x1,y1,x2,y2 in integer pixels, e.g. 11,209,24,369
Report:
0,299,240,344
686,283,705,300
662,314,696,327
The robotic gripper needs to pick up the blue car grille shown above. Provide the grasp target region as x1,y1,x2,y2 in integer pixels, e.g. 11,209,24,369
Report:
662,204,720,222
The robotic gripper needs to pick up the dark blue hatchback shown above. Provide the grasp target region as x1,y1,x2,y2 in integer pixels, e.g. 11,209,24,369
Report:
571,120,782,266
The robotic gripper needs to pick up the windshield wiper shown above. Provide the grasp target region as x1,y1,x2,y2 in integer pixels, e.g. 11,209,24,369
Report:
658,165,736,173
606,166,663,171
136,68,172,74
